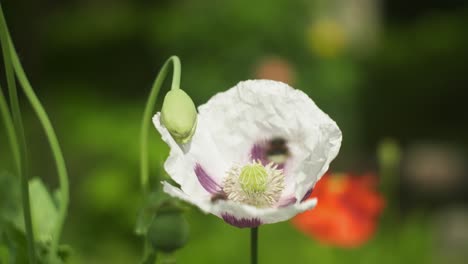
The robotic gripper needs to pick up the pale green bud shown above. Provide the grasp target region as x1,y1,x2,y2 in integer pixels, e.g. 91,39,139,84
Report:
161,89,197,144
238,163,268,193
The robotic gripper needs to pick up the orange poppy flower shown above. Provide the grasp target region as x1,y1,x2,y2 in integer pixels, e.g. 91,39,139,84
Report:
292,173,385,247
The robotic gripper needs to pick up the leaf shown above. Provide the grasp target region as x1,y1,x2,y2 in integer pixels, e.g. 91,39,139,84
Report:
53,189,62,209
135,206,155,236
0,171,25,233
0,244,10,264
28,178,59,243
36,242,72,264
0,222,28,264
135,190,186,236
140,250,157,264
135,192,162,236
57,244,73,263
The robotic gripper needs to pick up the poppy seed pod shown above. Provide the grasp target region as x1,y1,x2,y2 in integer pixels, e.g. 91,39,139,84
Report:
147,211,189,253
161,89,197,144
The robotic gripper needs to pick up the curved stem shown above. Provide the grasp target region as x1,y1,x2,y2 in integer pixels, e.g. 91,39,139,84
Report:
251,227,258,264
0,5,36,263
10,38,69,264
0,6,69,263
140,56,181,193
170,57,181,91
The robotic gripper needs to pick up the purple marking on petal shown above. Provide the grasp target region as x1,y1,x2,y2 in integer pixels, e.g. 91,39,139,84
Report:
194,164,222,194
277,196,297,207
221,213,262,228
300,187,314,202
250,143,268,165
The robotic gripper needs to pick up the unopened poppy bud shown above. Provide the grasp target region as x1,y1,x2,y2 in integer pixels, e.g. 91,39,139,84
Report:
147,211,189,253
161,89,197,144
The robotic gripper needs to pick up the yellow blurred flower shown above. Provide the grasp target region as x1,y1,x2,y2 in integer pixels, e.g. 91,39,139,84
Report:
307,19,347,58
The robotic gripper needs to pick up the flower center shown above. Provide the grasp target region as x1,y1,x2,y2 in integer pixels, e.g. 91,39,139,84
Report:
223,161,285,208
238,163,268,193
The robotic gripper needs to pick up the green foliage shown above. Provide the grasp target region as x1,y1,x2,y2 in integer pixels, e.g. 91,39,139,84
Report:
0,173,71,263
0,172,24,233
28,178,59,244
0,223,28,264
0,173,28,264
80,165,136,214
136,191,176,236
136,189,190,263
0,244,9,263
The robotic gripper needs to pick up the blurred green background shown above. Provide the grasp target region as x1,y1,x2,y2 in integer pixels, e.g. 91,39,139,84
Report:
1,0,468,263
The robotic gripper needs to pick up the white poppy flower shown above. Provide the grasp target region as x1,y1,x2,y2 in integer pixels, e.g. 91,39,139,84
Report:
153,80,342,228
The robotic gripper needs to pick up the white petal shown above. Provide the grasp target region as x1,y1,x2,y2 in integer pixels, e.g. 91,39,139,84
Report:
162,181,212,212
197,80,342,200
153,113,229,199
163,181,317,226
156,79,340,226
212,198,318,225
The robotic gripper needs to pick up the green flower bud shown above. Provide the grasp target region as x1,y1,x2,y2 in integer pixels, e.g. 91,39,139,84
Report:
147,211,189,253
161,89,197,144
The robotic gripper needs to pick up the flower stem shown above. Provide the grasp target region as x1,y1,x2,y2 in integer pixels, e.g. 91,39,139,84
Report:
140,56,181,193
140,243,157,264
0,5,69,263
10,36,69,264
0,5,36,263
0,85,20,168
251,227,258,264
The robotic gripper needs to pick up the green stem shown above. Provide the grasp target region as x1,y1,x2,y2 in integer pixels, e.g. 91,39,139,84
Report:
11,39,69,264
140,243,157,264
160,252,176,264
170,57,181,91
140,56,181,193
0,5,36,263
0,85,20,176
251,227,258,264
0,5,69,263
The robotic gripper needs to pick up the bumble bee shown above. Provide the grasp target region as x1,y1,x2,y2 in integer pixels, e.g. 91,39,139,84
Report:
266,137,290,164
210,192,227,203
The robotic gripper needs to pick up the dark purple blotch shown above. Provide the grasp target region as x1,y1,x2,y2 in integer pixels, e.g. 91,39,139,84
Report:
221,213,262,228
